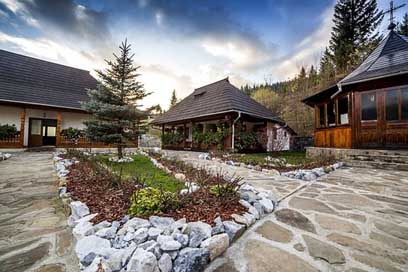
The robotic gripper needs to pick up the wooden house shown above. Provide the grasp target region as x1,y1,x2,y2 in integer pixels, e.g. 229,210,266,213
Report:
303,30,408,149
152,78,296,152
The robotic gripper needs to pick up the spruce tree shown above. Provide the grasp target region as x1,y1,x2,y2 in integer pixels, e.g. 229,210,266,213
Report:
170,89,178,108
398,13,408,36
319,47,336,85
82,40,150,158
329,0,383,74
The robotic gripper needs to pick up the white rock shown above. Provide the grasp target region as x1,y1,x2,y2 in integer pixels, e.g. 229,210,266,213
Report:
158,253,172,272
200,233,229,261
70,201,90,220
73,220,94,240
148,227,163,240
238,199,252,209
106,249,126,272
259,197,274,213
75,235,111,260
248,206,260,219
126,248,158,272
149,216,175,230
184,222,212,248
118,217,150,235
223,221,245,242
157,235,182,251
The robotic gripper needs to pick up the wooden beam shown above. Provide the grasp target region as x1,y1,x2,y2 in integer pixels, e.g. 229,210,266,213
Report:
19,110,25,147
56,112,62,146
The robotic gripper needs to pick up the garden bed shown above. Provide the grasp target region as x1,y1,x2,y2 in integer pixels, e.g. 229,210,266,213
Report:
54,149,277,272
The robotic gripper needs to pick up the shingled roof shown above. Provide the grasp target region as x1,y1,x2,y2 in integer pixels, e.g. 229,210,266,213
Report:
0,49,98,110
340,31,408,85
152,78,283,125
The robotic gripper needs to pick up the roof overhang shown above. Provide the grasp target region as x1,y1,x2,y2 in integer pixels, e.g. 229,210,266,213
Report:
0,99,88,113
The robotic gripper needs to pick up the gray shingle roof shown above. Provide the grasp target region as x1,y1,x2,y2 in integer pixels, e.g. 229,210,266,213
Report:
0,49,97,110
152,78,282,125
340,31,408,85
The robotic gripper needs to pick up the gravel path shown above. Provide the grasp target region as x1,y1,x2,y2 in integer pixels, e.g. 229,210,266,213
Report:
0,152,77,272
165,151,408,272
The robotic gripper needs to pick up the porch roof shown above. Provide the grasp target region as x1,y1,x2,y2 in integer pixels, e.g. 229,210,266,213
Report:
0,49,98,111
152,78,283,125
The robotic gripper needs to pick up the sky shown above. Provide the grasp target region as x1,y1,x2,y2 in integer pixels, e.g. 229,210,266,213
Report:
0,0,404,110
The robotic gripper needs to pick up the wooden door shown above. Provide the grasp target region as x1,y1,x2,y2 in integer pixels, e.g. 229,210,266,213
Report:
29,119,42,147
356,91,386,148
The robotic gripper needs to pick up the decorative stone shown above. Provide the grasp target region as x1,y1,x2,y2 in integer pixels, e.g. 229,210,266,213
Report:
157,235,182,251
223,221,245,242
70,201,90,220
75,235,111,260
133,228,149,244
173,247,210,272
73,220,94,240
231,214,248,226
126,248,158,272
184,221,212,248
173,233,189,247
253,202,265,217
118,217,150,235
159,253,172,272
150,216,175,230
275,209,316,233
303,235,345,264
259,198,274,213
200,233,229,260
212,217,225,235
175,173,186,181
95,224,119,239
294,243,305,252
248,206,260,219
148,227,163,240
255,221,293,243
239,199,252,209
80,252,96,266
83,257,112,272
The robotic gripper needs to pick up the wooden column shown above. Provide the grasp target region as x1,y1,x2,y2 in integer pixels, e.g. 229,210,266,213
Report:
19,110,25,147
56,112,62,146
183,123,186,148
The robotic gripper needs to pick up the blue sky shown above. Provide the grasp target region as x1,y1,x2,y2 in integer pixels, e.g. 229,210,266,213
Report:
0,0,404,109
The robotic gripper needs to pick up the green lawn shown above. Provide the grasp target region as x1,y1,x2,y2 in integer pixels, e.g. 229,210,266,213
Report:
230,151,307,166
98,154,183,192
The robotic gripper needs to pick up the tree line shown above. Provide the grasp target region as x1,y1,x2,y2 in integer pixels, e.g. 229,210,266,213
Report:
243,0,408,136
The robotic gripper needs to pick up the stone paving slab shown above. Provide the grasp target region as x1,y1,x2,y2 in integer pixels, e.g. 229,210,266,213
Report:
162,152,408,272
0,152,77,272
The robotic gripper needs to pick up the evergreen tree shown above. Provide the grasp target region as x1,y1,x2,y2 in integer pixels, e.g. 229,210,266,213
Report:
398,13,408,36
82,40,150,158
319,47,336,85
170,89,178,108
329,0,383,74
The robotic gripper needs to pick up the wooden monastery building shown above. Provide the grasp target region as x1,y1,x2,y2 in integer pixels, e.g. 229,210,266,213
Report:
0,49,136,149
152,78,296,152
303,29,408,150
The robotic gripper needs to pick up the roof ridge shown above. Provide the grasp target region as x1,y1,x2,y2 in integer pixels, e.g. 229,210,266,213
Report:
0,49,92,74
363,32,393,73
194,77,229,91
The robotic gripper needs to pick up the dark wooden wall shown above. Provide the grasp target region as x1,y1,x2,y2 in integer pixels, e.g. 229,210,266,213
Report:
314,127,352,148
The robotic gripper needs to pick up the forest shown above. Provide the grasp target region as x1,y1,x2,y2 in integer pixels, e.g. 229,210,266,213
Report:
242,0,408,136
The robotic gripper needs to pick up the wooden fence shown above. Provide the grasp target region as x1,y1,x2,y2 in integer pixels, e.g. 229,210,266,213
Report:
0,133,21,148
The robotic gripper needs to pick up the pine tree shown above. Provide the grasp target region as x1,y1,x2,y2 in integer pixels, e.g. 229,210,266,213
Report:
319,47,336,85
170,89,178,108
398,13,408,36
329,0,383,74
82,40,150,158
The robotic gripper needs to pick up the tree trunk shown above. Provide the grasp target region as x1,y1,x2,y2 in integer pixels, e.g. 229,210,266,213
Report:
118,145,123,159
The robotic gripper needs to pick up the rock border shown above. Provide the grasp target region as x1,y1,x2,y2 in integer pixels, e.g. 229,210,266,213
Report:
53,151,277,272
198,152,344,181
0,152,12,161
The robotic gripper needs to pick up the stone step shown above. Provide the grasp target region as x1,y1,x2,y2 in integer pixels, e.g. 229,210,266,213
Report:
346,154,408,164
345,160,408,171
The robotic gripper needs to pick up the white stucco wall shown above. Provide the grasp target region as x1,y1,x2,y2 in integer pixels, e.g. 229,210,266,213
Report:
0,105,23,130
267,122,291,151
0,105,91,146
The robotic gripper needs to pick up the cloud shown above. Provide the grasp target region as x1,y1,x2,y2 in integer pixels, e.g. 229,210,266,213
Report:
0,0,40,27
0,31,103,71
269,7,334,80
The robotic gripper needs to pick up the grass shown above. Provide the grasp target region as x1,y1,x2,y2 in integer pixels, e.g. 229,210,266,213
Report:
230,151,307,166
98,154,184,192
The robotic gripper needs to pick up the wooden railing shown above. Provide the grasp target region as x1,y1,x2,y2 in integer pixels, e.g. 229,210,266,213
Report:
0,133,21,148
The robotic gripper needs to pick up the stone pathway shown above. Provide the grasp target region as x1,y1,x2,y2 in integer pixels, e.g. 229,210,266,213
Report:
165,151,408,272
0,152,77,272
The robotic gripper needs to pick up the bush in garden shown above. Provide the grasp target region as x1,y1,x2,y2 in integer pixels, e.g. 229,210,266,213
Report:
0,124,17,139
129,187,180,216
61,127,84,144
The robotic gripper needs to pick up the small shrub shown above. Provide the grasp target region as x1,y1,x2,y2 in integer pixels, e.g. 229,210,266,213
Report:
210,184,239,198
0,124,17,139
129,187,180,216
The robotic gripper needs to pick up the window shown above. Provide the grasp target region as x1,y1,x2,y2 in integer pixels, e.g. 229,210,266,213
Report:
327,102,336,126
337,96,349,124
402,88,408,120
362,93,377,120
31,120,41,135
386,90,399,121
47,126,56,137
318,105,325,128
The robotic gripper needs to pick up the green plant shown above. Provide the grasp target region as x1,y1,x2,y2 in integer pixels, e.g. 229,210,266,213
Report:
161,131,183,146
235,131,257,151
0,124,17,139
129,187,180,215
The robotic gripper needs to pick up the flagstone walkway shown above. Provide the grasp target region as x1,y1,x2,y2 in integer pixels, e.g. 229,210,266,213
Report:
0,152,77,272
165,151,408,272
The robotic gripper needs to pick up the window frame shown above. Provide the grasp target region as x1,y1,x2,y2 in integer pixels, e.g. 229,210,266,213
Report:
315,93,350,130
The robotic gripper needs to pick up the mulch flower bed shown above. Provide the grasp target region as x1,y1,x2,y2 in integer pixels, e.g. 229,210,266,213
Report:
65,153,247,225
